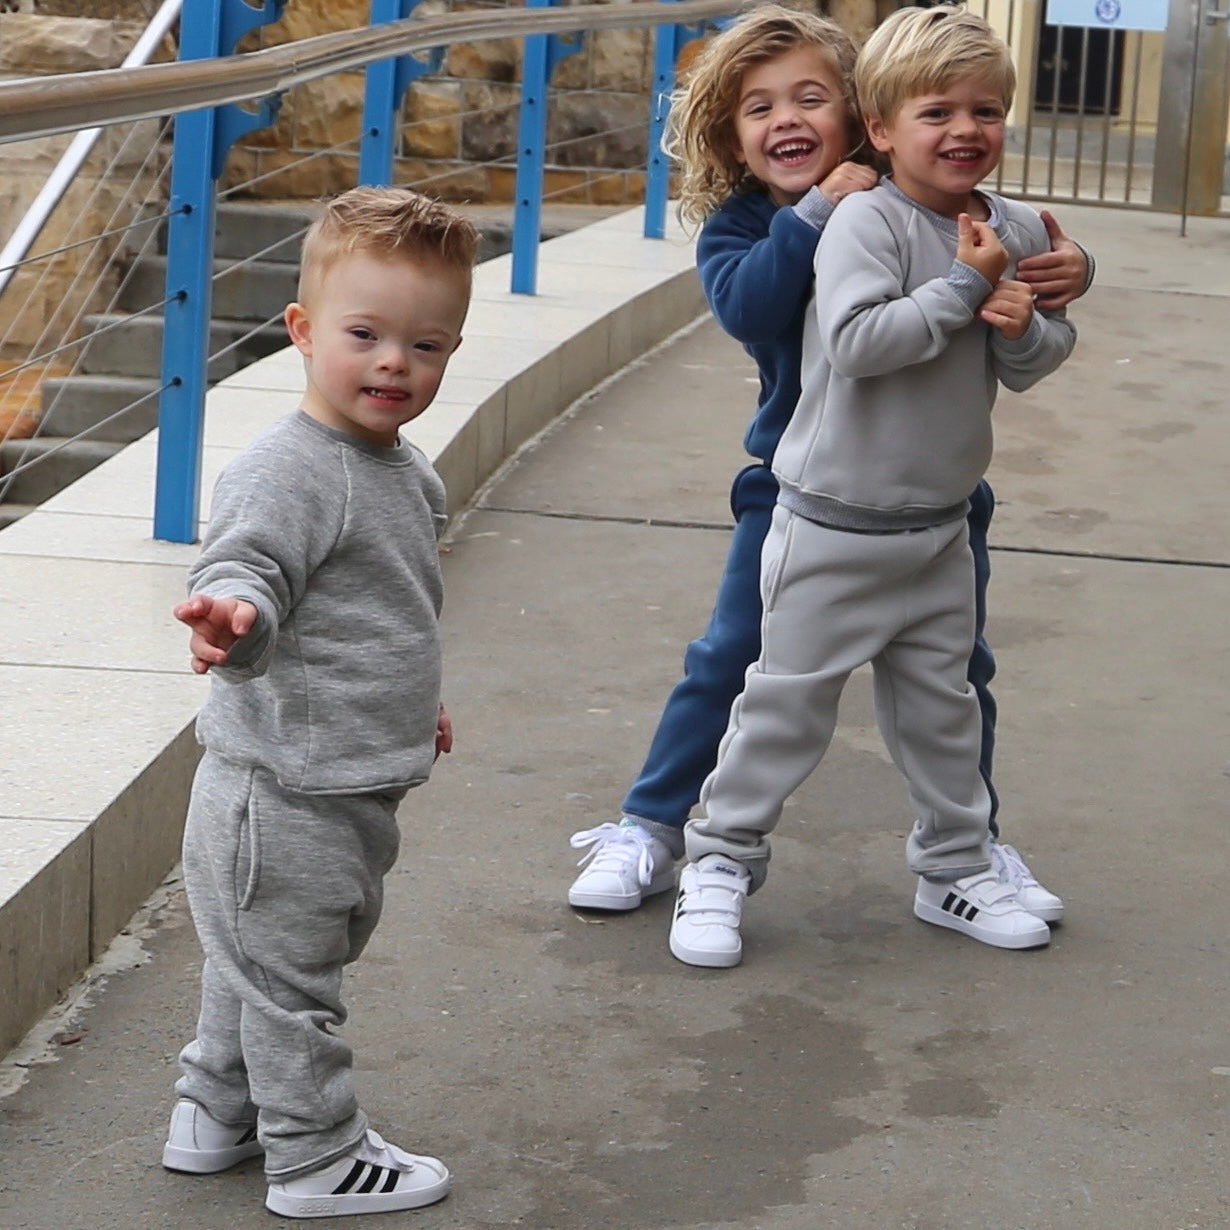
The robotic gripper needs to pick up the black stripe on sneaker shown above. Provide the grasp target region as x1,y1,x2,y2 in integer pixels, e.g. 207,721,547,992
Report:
943,892,979,923
237,1127,258,1145
332,1161,368,1194
379,1167,401,1193
356,1164,384,1194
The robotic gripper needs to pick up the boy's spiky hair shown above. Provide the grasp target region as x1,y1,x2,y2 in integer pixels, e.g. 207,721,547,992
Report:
663,3,863,226
856,4,1015,123
298,186,479,300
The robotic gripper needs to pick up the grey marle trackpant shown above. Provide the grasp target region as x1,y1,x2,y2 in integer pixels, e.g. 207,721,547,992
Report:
685,505,993,893
175,751,403,1179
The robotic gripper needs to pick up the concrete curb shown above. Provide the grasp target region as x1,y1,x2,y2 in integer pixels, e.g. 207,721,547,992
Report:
0,206,704,1057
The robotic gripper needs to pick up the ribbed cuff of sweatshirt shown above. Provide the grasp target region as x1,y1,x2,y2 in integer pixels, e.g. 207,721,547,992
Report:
791,186,836,231
945,260,993,315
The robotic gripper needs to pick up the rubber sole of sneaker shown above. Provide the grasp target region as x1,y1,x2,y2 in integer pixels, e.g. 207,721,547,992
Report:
265,1173,450,1219
568,867,675,911
162,1137,264,1174
669,928,743,968
1017,893,1064,925
914,898,1050,950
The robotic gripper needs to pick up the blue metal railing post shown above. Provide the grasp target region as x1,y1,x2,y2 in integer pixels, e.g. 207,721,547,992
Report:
153,0,284,543
511,0,582,295
359,0,444,187
644,4,730,239
644,8,682,239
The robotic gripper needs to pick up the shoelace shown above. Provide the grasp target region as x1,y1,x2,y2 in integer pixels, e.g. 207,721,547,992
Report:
569,822,657,888
990,842,1040,890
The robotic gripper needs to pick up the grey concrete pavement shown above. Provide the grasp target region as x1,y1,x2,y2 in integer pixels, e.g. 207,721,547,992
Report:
0,202,1228,1229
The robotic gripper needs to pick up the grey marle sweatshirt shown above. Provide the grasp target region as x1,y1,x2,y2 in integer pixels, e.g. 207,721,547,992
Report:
776,178,1078,532
189,411,447,794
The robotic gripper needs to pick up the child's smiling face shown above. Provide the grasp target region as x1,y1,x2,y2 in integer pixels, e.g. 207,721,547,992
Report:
285,250,469,449
866,77,1007,219
731,44,853,207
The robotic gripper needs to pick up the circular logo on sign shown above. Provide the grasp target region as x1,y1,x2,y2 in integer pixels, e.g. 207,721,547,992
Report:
1094,0,1121,22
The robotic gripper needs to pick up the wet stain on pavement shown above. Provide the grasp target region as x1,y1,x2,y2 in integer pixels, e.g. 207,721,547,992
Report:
515,992,881,1229
903,1075,997,1118
1122,420,1194,443
1034,506,1109,533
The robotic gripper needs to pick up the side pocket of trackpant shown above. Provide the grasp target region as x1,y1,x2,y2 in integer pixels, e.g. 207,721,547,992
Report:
760,505,796,615
236,786,262,912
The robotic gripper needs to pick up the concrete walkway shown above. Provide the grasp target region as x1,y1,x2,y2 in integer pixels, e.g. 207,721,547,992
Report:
0,202,1227,1229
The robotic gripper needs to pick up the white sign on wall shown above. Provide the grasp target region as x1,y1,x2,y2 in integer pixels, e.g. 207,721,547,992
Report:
1045,0,1169,30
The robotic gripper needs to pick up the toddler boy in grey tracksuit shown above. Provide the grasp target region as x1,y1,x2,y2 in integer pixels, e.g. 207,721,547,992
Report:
162,187,476,1219
670,6,1078,968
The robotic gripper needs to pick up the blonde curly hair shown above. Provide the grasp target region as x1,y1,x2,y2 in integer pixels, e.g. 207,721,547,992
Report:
663,4,863,227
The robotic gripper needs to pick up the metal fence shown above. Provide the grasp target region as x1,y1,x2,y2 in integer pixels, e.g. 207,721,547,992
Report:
961,0,1229,222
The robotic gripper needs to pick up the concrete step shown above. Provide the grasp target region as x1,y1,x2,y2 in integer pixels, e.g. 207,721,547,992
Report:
0,500,37,529
78,312,288,381
208,200,317,262
118,255,301,323
0,436,121,505
39,375,162,443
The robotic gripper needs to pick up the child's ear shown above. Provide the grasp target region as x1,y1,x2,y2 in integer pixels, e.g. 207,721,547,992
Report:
865,114,892,154
284,302,312,354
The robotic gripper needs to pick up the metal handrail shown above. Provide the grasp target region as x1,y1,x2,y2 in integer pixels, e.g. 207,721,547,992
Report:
0,0,183,297
0,0,742,145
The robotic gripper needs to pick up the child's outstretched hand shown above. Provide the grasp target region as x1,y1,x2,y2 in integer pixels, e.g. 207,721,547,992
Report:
173,594,257,674
435,703,453,760
979,279,1034,340
818,160,879,205
956,212,1009,287
1016,209,1087,309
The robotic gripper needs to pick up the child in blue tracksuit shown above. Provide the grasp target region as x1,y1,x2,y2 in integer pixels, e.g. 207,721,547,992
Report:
567,4,1092,922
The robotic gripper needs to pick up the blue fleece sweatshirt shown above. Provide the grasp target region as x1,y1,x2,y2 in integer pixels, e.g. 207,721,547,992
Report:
695,186,835,482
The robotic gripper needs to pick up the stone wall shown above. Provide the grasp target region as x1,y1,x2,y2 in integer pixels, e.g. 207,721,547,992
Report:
224,0,879,205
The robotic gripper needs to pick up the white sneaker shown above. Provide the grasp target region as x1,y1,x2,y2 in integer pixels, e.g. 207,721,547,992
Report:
669,854,751,968
265,1129,449,1219
991,841,1064,924
914,870,1050,950
162,1098,263,1174
568,820,675,910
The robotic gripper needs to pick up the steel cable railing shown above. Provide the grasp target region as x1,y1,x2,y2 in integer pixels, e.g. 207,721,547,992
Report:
0,1,746,532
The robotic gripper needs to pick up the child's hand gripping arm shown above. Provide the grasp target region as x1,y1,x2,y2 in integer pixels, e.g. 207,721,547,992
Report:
173,594,258,675
818,161,880,206
1015,209,1094,309
984,212,1078,391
